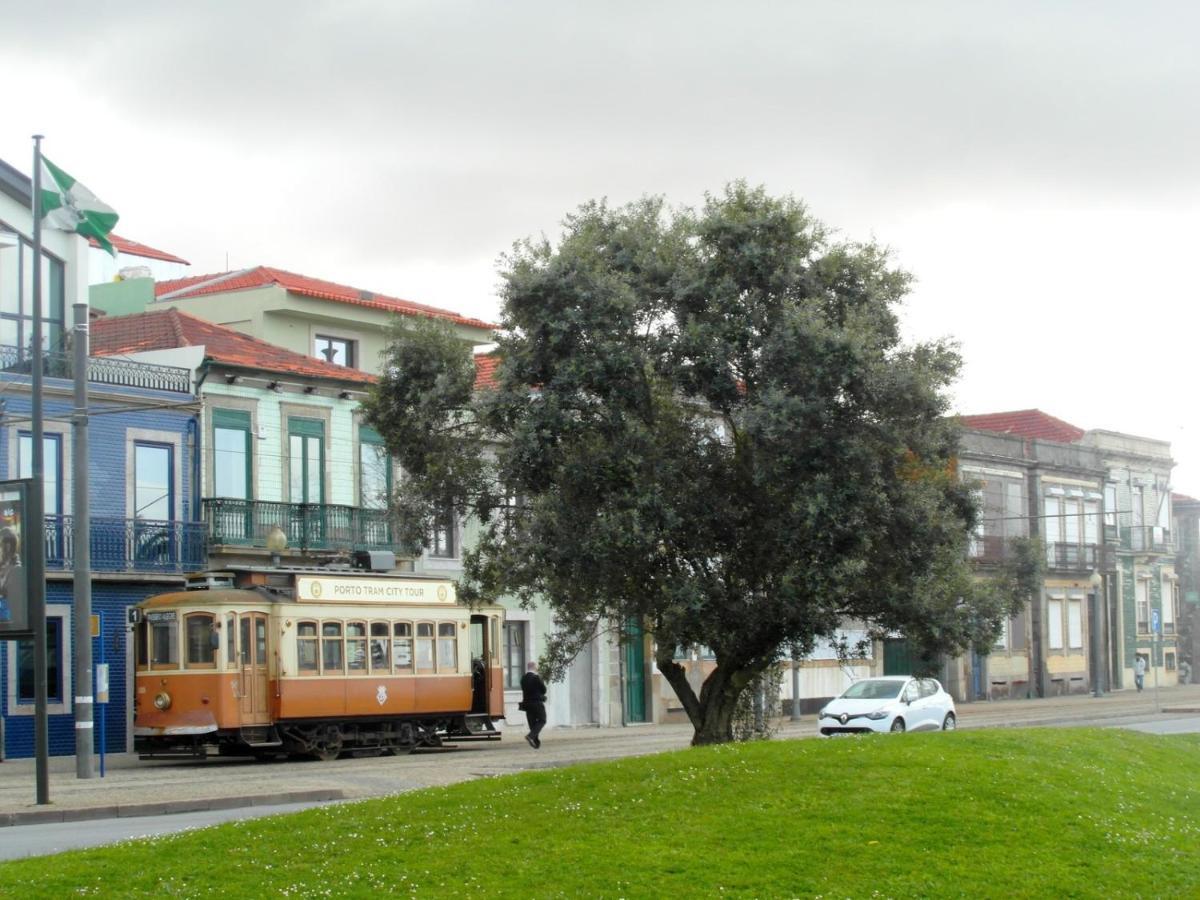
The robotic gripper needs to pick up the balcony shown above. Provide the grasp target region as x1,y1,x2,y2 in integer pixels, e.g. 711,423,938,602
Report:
1044,542,1098,571
0,345,192,394
43,515,207,574
968,535,1012,565
203,498,395,553
1120,526,1172,554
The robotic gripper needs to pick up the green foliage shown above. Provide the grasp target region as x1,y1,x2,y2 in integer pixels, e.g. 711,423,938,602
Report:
3,730,1198,897
367,182,989,742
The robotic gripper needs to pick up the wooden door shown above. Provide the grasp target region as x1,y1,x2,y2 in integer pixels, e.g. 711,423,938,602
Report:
239,612,270,724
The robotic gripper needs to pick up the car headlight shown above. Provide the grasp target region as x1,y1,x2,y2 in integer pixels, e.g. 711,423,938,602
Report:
817,709,829,719
153,691,172,711
866,710,889,720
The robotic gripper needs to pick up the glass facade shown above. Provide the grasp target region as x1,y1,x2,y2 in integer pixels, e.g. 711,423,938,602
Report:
0,224,65,355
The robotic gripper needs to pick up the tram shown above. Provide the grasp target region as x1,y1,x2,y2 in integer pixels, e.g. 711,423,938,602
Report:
131,565,505,760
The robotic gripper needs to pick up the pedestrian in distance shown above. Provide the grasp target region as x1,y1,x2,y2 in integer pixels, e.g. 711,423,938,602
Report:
520,661,547,749
1134,654,1147,693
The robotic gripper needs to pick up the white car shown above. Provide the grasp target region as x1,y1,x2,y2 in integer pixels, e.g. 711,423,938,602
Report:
817,676,956,736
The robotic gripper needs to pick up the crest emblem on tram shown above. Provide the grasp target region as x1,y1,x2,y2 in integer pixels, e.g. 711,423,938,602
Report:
437,585,448,602
376,684,388,706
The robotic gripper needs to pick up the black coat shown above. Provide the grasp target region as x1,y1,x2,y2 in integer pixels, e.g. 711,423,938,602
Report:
520,670,547,706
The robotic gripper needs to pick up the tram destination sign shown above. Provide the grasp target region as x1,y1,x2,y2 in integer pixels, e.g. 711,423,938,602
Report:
0,480,31,638
296,576,456,605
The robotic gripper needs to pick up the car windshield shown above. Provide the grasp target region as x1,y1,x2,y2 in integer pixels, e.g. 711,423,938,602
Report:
840,680,904,700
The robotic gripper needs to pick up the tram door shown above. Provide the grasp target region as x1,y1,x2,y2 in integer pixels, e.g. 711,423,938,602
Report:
238,612,270,724
469,615,490,713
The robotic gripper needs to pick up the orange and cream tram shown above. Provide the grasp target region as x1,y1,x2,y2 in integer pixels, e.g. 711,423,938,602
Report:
132,567,505,759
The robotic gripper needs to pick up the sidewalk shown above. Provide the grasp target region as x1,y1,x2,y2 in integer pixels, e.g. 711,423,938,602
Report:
2,683,1197,826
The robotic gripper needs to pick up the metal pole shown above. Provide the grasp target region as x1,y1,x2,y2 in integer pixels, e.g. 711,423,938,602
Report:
1090,587,1102,698
29,135,50,805
72,301,93,778
790,645,800,721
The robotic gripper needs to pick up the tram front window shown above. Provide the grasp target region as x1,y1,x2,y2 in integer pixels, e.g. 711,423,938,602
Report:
185,613,216,668
150,613,178,670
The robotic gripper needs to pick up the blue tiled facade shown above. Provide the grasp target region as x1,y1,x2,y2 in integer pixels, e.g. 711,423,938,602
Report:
0,375,201,760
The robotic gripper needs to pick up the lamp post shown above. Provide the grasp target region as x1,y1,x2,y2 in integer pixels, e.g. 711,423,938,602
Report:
1089,569,1104,698
266,526,288,568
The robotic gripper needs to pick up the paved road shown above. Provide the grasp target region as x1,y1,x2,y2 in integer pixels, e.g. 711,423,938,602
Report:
1118,714,1200,735
0,801,332,862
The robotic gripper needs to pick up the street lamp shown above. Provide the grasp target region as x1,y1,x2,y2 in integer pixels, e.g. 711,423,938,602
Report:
1089,569,1104,698
266,526,289,568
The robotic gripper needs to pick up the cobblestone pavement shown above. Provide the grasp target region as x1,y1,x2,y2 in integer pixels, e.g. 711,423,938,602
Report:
2,683,1198,825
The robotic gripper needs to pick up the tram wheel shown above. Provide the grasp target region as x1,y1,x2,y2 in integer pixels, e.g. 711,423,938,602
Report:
310,726,344,762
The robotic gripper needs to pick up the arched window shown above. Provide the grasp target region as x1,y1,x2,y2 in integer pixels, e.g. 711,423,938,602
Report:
370,622,390,672
415,623,435,674
297,621,319,673
437,622,458,672
347,622,368,673
184,613,217,668
322,622,344,674
393,622,413,673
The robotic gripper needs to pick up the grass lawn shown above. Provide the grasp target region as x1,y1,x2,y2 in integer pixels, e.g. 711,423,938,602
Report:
1,728,1198,898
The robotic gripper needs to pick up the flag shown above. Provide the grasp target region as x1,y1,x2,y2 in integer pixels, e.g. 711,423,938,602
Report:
38,156,119,256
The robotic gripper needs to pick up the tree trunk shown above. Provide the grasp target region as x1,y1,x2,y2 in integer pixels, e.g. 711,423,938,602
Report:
655,653,748,746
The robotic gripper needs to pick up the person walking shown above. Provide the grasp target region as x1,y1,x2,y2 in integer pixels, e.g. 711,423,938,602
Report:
1134,654,1147,693
520,661,547,749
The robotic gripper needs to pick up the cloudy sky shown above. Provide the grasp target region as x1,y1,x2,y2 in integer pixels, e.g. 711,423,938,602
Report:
4,2,1199,488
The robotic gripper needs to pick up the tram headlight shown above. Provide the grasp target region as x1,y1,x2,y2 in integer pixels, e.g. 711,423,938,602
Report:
153,691,172,711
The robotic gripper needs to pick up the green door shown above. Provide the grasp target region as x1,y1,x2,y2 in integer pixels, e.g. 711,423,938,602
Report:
883,638,913,676
288,417,325,546
624,619,647,723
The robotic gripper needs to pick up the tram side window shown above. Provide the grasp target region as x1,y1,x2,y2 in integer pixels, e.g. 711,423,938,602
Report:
151,615,178,669
185,613,216,668
347,621,367,672
322,622,344,674
297,621,318,673
415,622,435,674
437,622,458,671
370,622,390,672
225,613,237,666
393,622,413,673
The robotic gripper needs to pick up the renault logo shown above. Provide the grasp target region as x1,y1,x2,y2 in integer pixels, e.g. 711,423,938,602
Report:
839,713,849,725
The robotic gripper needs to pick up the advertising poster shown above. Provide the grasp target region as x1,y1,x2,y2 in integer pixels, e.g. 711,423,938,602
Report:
0,480,30,637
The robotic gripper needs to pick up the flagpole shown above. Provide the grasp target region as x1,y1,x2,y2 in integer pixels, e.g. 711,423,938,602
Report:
29,135,50,805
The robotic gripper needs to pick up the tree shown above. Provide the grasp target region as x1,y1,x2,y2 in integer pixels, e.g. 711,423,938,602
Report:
364,183,996,745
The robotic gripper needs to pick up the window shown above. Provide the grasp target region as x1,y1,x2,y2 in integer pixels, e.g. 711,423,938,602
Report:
347,621,367,672
1163,579,1176,635
1104,483,1118,528
430,504,456,558
134,442,174,520
504,621,527,689
296,621,319,673
226,613,237,665
212,409,252,500
288,418,324,504
359,427,391,509
314,335,355,368
1009,609,1027,652
1047,598,1064,650
1166,652,1176,672
16,616,64,704
322,621,344,673
1136,579,1150,634
146,611,179,669
437,622,458,671
415,622,435,674
370,622,390,672
1083,499,1100,546
994,616,1009,652
1067,599,1083,650
17,432,63,515
393,622,413,672
185,613,217,668
0,228,65,357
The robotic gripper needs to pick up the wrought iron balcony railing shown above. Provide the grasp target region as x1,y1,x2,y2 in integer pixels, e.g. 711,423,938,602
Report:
203,498,395,552
1044,542,1099,571
0,345,192,394
968,535,1011,564
43,515,207,573
1120,526,1173,554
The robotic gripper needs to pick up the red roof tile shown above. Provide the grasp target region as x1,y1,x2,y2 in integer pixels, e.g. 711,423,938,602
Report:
960,409,1085,444
473,352,500,390
91,308,375,385
154,266,497,331
89,233,190,265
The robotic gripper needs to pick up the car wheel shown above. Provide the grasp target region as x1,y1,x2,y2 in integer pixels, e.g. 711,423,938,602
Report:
942,712,956,731
889,718,906,733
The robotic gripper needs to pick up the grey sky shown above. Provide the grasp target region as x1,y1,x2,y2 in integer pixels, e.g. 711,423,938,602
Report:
4,2,1199,487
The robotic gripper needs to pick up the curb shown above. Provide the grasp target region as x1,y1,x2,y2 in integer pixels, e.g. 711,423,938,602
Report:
0,788,345,828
